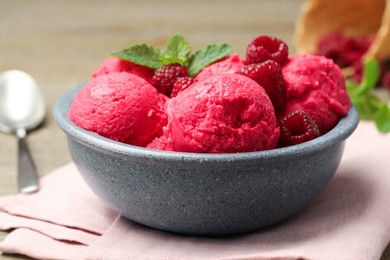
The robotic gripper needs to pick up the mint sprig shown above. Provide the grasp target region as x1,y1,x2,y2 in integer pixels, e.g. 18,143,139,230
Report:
111,44,162,70
346,58,390,133
160,34,191,66
110,34,232,77
188,43,232,77
375,104,390,132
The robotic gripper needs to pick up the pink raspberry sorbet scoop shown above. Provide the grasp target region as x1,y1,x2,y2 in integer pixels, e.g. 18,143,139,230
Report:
165,73,280,153
195,53,246,81
68,72,167,147
92,57,154,83
282,54,351,134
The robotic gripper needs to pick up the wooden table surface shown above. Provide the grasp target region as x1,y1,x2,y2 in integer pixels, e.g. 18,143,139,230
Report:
0,0,389,259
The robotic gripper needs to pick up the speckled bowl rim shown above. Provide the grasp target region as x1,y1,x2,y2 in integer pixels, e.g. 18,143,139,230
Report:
53,84,360,162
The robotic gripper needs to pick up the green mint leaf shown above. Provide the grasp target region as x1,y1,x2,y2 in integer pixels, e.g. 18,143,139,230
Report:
374,104,390,133
346,80,359,97
111,44,162,70
160,34,191,66
351,93,382,120
188,43,232,77
346,58,390,133
355,58,380,96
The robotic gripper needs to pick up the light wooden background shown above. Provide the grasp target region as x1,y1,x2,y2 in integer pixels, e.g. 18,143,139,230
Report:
0,0,389,259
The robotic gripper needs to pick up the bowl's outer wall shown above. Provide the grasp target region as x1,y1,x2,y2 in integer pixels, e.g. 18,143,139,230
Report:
55,85,358,236
68,137,345,235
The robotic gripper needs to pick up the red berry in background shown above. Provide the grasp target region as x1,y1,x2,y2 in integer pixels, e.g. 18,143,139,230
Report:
237,60,286,112
170,77,196,97
278,110,320,147
342,36,371,65
151,64,189,96
246,35,289,65
316,31,373,68
317,32,347,67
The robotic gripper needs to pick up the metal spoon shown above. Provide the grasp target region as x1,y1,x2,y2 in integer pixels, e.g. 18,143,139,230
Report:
0,70,45,193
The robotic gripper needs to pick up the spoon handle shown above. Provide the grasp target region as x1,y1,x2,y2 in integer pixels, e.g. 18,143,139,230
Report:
17,129,40,193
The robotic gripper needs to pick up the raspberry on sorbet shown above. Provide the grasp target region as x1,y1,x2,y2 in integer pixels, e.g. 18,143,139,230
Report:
246,35,289,65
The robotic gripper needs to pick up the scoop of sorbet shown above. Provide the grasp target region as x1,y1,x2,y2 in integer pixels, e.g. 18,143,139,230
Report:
282,54,351,134
195,53,246,81
164,73,280,153
68,72,167,147
92,57,155,83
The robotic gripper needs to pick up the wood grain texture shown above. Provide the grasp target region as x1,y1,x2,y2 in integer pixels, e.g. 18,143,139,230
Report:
0,0,389,259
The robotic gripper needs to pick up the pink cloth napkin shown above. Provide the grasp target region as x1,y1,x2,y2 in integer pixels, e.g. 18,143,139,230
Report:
1,121,390,260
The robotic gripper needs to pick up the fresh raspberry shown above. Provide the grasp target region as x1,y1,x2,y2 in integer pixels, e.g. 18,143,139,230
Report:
170,77,196,97
246,35,289,65
278,110,321,147
317,31,373,68
151,64,189,96
317,32,346,67
342,37,371,65
237,60,286,112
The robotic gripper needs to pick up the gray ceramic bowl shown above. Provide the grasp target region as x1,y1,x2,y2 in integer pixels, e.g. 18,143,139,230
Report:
53,85,359,236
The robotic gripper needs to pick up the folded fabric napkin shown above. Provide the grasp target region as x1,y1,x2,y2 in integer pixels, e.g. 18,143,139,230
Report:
1,121,390,260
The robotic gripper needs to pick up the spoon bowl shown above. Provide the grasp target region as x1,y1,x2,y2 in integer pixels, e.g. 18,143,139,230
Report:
0,70,45,193
0,70,45,132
